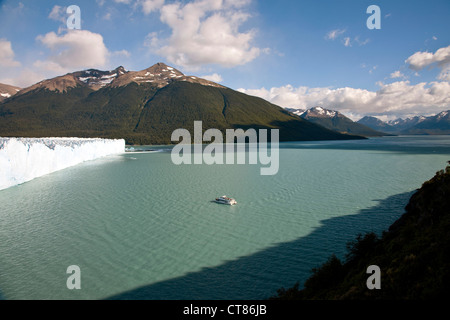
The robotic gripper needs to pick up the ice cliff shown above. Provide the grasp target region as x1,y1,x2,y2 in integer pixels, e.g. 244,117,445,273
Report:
0,137,125,191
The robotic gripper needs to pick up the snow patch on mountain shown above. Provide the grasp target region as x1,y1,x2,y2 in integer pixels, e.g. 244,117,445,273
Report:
437,111,448,120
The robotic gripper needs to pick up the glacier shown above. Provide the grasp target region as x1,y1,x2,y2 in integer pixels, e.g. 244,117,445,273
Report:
0,137,125,191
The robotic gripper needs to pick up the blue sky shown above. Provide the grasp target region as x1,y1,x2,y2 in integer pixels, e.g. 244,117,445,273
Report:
0,0,449,119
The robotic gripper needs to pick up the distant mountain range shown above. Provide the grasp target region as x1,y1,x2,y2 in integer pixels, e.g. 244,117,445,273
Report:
286,107,387,137
358,112,450,135
284,107,450,136
0,63,361,145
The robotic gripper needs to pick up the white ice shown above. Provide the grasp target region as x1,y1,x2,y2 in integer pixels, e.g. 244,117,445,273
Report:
0,137,125,191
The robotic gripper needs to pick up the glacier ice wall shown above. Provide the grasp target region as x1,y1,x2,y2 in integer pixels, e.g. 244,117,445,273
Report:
0,137,125,191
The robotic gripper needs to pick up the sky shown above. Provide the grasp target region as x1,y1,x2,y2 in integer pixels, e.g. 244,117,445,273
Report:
0,0,449,120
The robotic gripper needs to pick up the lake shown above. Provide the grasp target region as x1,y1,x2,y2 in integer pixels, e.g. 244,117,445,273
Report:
1,135,449,300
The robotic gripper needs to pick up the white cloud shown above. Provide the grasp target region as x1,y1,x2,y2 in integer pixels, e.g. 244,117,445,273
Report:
33,60,68,75
200,73,223,82
354,36,370,46
438,65,450,81
97,0,164,13
406,46,450,70
150,0,261,70
326,30,369,48
3,30,128,87
1,1,24,14
48,5,66,23
325,28,346,40
238,81,450,118
0,39,21,67
140,0,165,14
343,37,351,47
406,45,450,80
36,30,110,72
113,49,131,57
0,68,45,88
144,32,160,48
390,70,405,79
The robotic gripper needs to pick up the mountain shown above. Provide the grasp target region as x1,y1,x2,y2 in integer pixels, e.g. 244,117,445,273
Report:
389,116,427,132
0,83,21,102
298,107,387,137
358,112,450,135
285,108,306,117
402,111,450,135
0,63,363,145
357,116,397,134
109,63,223,89
272,164,450,300
18,66,128,95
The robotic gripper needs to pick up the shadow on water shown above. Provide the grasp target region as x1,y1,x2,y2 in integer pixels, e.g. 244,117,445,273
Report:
106,190,415,300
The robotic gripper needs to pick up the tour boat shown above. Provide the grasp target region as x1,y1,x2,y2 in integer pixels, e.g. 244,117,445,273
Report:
215,196,237,205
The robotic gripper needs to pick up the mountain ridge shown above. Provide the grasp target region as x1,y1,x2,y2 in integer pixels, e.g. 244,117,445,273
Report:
14,62,224,96
358,112,450,135
0,63,363,145
287,107,388,137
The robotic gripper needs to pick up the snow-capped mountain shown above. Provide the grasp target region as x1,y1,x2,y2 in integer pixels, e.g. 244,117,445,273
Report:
0,83,21,101
287,107,387,137
19,66,128,95
110,62,224,89
75,66,128,89
387,116,426,131
301,106,339,119
358,112,450,135
437,111,448,119
17,62,224,96
402,111,450,135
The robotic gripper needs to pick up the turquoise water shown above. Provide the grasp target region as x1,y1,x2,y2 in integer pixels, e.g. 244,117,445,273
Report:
0,136,449,300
